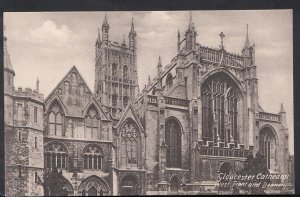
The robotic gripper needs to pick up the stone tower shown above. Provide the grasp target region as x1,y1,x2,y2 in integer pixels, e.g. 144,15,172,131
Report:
4,29,44,196
94,14,139,119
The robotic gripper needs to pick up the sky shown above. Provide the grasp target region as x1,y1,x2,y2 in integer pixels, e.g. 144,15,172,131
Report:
4,10,293,154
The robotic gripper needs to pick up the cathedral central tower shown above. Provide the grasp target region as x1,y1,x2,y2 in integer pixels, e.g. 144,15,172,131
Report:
94,15,139,119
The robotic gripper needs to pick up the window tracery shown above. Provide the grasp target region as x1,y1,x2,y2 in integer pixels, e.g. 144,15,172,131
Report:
165,118,181,168
83,145,103,170
120,120,139,167
45,142,68,169
48,103,64,136
201,73,240,146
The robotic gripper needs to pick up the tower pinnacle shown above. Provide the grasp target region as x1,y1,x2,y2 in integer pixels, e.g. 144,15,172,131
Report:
279,103,286,113
103,12,109,27
158,56,162,68
244,24,250,49
131,17,135,32
189,11,192,30
36,78,39,93
123,34,126,45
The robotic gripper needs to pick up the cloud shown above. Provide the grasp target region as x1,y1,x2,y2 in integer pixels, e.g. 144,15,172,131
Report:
27,20,73,47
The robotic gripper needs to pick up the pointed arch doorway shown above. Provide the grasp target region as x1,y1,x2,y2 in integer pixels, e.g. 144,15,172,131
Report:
170,176,180,195
88,186,97,196
120,175,139,196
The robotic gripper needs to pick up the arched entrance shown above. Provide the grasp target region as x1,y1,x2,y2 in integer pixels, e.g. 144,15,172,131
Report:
165,118,182,168
78,175,110,196
120,175,139,196
88,186,97,196
259,126,277,169
170,175,180,195
43,168,74,196
219,162,232,191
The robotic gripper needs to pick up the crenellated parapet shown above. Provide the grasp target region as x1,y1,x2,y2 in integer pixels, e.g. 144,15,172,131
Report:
13,87,44,103
198,140,251,158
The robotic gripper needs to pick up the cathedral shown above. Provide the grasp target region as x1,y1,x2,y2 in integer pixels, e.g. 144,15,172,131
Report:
4,12,291,196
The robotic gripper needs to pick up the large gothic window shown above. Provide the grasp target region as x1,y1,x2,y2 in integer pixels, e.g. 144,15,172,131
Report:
48,102,64,136
165,118,181,168
120,120,139,168
201,72,241,146
45,142,68,169
259,127,277,169
83,145,104,170
85,107,100,140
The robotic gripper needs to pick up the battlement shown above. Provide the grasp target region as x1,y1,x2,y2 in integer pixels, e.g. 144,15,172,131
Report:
13,87,44,103
198,141,251,158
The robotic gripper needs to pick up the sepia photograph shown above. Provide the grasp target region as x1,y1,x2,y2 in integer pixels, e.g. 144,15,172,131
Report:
3,10,294,195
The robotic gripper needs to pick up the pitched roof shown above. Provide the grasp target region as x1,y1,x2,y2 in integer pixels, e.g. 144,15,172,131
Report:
45,65,93,102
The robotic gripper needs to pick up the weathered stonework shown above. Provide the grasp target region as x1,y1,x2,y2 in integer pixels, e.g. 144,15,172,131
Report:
4,13,292,196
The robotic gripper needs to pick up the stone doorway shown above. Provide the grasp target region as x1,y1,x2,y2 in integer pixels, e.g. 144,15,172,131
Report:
170,176,180,195
120,175,139,196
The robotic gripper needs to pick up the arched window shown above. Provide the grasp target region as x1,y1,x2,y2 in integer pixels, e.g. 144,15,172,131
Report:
120,120,139,168
112,63,117,78
123,65,128,81
112,95,118,107
259,127,277,169
48,102,64,136
165,118,181,168
83,145,103,170
16,103,23,123
152,87,156,95
85,107,100,139
64,81,70,94
45,142,68,169
166,73,173,88
123,96,128,108
201,72,241,146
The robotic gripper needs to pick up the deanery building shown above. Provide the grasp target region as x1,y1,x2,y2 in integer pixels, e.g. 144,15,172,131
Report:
4,12,291,196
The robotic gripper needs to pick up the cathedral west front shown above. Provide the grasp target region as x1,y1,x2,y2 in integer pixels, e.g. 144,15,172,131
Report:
4,12,291,196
